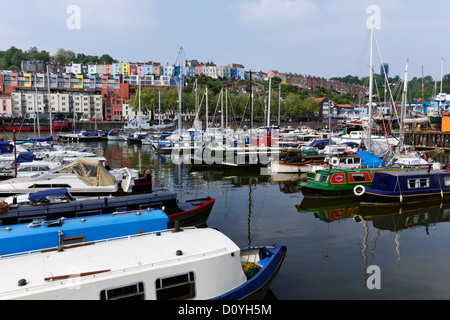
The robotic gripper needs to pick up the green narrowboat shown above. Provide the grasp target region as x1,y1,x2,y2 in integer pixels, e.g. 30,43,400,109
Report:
299,167,408,200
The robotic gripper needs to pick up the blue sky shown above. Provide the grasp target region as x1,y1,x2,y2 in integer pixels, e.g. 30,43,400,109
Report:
1,0,449,80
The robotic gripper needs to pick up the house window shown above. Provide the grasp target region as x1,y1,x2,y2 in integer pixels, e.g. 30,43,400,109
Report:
155,272,196,300
100,282,145,300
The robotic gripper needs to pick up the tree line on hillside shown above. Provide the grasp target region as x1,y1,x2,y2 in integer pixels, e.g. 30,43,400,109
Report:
331,73,450,102
129,75,321,123
0,46,118,71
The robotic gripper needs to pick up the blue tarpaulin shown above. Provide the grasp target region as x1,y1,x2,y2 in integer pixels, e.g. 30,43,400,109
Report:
356,151,385,167
14,152,35,165
28,188,74,203
0,142,13,154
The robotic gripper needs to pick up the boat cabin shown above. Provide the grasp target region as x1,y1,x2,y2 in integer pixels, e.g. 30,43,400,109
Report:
0,227,286,300
371,170,450,193
311,169,374,186
326,154,362,169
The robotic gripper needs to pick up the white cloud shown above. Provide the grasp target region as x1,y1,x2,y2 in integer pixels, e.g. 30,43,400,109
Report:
69,0,159,31
237,0,319,27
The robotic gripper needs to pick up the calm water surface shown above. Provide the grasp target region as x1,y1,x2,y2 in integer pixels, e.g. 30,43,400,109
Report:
20,137,450,299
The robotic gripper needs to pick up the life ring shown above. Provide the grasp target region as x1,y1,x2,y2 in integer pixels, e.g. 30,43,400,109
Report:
353,185,365,196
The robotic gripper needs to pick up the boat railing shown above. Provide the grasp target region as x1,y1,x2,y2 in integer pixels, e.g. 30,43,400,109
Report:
0,226,198,260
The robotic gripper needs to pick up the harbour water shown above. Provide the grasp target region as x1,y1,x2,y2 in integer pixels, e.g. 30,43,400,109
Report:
11,135,450,299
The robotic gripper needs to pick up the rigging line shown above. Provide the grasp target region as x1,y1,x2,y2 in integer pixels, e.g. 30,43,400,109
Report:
226,90,238,129
373,31,400,120
354,29,371,78
194,87,206,121
239,94,251,128
210,89,222,126
156,86,170,124
373,79,393,152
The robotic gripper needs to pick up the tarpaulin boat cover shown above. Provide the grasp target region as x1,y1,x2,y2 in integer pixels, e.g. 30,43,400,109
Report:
0,141,13,154
14,152,35,165
28,188,74,203
356,151,385,168
57,157,117,186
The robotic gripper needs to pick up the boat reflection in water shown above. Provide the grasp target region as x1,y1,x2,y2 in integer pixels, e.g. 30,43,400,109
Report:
297,197,450,231
297,197,450,286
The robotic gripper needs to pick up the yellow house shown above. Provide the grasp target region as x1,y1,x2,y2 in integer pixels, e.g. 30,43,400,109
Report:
74,74,84,89
23,73,32,87
121,63,130,77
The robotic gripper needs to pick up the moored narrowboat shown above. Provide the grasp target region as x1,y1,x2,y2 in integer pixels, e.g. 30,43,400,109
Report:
299,167,394,199
354,169,450,205
0,227,286,300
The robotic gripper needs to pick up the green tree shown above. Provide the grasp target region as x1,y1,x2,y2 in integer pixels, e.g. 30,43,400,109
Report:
55,48,76,64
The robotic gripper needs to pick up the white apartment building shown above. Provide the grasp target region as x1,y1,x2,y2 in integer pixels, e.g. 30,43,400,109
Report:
11,92,102,118
216,66,224,78
72,93,102,118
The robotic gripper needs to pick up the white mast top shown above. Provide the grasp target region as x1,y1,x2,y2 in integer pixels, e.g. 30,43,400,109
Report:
367,27,374,152
178,47,183,135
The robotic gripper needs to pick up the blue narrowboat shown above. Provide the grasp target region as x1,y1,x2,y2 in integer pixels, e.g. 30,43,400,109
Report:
354,169,450,205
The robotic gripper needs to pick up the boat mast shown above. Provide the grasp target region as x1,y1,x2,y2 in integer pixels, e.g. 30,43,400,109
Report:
221,87,224,131
422,65,424,115
138,75,141,130
47,65,52,137
399,59,409,151
225,87,228,130
194,78,198,131
178,47,183,136
158,89,161,125
267,77,271,127
278,83,281,127
367,27,374,152
440,58,444,95
250,71,253,145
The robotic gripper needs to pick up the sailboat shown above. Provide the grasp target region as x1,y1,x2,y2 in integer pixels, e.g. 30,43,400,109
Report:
148,48,206,159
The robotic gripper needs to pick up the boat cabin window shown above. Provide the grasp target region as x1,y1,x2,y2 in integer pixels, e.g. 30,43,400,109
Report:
319,174,329,184
61,236,85,245
407,178,430,189
379,178,388,186
445,176,450,186
29,184,71,189
349,173,368,182
18,166,51,172
155,271,196,300
100,282,145,300
314,173,321,182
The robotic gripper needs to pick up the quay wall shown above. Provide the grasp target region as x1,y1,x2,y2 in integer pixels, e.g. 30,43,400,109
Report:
403,131,450,150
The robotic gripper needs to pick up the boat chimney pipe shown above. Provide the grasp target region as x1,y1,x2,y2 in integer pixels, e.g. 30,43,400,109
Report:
174,220,183,232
